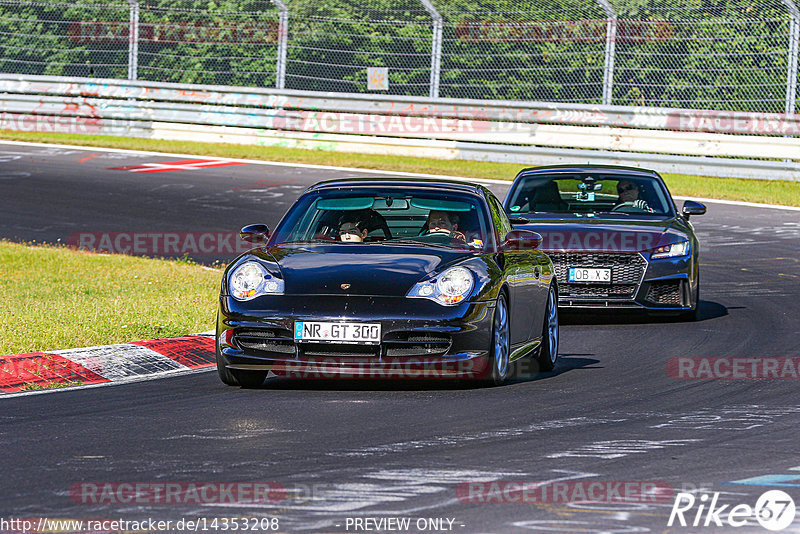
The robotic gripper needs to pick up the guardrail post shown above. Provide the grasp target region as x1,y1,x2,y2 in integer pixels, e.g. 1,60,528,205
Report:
419,0,443,98
127,0,139,80
781,0,800,114
597,0,617,106
272,0,289,89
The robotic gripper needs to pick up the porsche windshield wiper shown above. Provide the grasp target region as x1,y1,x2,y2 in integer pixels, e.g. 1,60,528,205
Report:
381,239,457,249
281,239,335,245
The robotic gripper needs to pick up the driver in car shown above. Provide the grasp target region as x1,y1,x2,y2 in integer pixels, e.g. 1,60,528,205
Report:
338,218,369,242
616,180,654,212
425,210,466,243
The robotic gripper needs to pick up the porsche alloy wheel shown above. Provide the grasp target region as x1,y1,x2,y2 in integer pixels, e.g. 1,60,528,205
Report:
489,293,511,385
535,284,559,372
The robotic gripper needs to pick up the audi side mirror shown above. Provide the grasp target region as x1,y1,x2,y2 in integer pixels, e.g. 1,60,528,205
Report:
240,224,270,244
682,200,706,218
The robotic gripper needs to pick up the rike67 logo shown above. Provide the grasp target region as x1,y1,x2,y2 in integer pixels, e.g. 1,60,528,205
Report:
668,490,796,531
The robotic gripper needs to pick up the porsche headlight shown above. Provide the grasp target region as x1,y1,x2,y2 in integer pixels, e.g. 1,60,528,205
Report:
650,240,690,259
229,261,284,300
408,266,474,305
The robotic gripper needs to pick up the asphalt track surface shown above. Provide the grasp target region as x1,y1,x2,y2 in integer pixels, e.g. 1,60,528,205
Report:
1,143,800,533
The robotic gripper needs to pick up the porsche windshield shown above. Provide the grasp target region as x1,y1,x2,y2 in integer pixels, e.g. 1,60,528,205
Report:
507,173,674,217
272,189,490,250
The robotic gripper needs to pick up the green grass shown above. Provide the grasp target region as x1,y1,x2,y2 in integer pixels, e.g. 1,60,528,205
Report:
2,130,799,207
21,380,83,391
0,240,222,355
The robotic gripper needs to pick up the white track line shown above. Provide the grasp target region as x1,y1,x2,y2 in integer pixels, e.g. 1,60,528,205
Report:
672,195,800,212
0,139,797,211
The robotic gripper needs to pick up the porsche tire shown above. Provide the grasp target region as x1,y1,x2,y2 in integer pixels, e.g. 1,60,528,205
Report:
486,292,511,386
534,284,559,372
216,345,240,387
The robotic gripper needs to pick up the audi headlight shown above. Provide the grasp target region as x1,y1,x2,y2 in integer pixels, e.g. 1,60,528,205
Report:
650,240,690,259
408,266,474,305
229,261,284,300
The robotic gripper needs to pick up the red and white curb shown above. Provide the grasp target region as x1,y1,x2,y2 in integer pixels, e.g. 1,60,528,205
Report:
0,334,216,397
109,158,248,173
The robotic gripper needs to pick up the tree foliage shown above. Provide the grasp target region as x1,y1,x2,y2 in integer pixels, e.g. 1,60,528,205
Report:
0,0,795,111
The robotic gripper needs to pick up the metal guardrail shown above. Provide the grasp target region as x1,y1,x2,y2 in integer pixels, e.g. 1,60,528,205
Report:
1,74,799,181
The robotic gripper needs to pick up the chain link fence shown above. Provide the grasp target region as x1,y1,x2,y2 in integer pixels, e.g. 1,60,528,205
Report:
0,0,798,113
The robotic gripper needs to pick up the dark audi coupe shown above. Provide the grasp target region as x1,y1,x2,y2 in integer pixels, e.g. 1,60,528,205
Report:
216,178,558,387
504,165,705,318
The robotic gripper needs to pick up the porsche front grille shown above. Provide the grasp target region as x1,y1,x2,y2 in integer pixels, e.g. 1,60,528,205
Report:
234,329,451,359
234,329,296,354
301,343,380,359
382,332,451,358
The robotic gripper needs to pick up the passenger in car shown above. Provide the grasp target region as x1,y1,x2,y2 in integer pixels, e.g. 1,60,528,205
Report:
527,181,568,212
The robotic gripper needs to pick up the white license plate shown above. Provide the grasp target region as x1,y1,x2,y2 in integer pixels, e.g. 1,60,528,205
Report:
293,321,381,344
568,267,612,283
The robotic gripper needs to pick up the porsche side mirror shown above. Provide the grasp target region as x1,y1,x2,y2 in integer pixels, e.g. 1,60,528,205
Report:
682,200,706,218
502,229,542,251
240,223,270,244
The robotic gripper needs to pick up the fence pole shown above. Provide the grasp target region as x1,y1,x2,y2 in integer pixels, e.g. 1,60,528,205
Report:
597,0,617,106
127,0,139,80
781,0,800,114
419,0,442,98
273,0,289,89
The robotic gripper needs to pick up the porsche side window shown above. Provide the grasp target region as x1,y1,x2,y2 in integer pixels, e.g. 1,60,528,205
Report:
488,195,512,242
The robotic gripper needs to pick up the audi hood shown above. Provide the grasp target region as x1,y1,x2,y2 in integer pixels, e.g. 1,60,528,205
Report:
514,218,692,253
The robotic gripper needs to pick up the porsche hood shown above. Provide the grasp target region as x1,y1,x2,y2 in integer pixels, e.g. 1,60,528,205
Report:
250,245,467,297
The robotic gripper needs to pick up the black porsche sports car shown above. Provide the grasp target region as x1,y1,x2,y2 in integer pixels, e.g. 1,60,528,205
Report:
216,178,558,387
503,164,705,318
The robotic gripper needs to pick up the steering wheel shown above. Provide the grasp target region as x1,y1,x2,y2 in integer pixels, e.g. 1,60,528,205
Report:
314,232,337,242
611,202,636,212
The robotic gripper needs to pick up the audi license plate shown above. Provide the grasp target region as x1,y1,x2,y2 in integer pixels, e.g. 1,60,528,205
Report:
568,267,612,283
294,321,381,344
